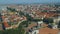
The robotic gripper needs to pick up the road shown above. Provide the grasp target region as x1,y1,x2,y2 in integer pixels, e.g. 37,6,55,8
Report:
6,20,26,29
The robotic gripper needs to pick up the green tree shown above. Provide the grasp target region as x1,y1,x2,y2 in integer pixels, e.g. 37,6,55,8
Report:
32,19,42,22
43,18,53,24
25,14,33,21
7,7,16,12
19,11,24,16
58,21,60,29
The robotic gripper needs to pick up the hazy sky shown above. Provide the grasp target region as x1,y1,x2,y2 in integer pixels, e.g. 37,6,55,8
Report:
0,0,60,4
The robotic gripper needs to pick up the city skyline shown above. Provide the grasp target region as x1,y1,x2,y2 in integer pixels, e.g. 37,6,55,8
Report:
0,0,60,4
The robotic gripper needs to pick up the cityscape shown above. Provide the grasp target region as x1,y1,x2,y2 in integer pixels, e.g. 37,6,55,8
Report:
0,4,60,34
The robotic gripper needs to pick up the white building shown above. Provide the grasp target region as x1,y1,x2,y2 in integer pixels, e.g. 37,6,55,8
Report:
32,30,39,34
53,25,58,29
54,16,60,23
38,21,43,28
29,30,39,34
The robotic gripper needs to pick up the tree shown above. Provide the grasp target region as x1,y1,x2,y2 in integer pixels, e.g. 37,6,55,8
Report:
19,11,24,16
7,7,16,12
43,18,53,24
25,14,33,21
57,21,60,28
32,19,42,22
0,13,3,22
42,10,47,12
2,23,6,30
55,5,60,8
20,21,29,27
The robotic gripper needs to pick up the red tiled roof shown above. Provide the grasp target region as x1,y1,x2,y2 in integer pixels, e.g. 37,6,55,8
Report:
35,11,57,18
3,21,10,27
39,27,59,34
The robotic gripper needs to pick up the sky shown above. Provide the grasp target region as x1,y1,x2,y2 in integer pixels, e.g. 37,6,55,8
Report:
0,0,60,4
